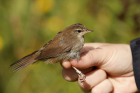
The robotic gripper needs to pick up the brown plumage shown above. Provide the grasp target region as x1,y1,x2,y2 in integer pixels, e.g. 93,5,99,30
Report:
10,23,93,73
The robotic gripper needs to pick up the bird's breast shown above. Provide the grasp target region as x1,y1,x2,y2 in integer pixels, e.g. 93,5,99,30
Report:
69,37,84,59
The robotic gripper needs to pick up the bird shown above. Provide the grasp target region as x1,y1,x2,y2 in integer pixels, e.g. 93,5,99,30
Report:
10,23,93,82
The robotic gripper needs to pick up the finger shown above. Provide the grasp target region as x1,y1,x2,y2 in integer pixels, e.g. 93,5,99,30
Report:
78,69,107,92
62,43,109,69
91,79,113,93
84,43,109,49
62,67,93,81
81,43,108,54
62,67,78,81
61,61,72,69
71,46,110,69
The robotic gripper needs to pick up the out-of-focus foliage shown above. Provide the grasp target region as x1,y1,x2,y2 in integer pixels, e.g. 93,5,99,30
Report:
0,0,140,93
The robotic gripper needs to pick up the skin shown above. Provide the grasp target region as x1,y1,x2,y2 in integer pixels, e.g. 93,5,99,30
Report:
61,43,138,93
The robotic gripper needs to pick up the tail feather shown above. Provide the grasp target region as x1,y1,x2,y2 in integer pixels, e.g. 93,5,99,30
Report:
10,51,40,72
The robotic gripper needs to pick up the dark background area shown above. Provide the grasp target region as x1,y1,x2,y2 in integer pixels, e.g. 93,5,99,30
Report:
0,0,140,93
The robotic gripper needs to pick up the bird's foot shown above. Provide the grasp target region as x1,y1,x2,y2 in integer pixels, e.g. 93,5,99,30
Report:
72,66,86,83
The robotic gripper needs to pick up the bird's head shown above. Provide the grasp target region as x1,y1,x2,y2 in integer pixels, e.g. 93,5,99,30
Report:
63,23,93,37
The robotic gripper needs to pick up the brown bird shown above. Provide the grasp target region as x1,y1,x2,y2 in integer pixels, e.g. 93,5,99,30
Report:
10,23,93,82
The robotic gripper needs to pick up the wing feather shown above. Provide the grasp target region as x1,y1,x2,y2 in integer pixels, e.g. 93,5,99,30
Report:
36,32,76,60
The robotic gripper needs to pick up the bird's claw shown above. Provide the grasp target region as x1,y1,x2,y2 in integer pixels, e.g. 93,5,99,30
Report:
78,72,86,83
72,66,86,83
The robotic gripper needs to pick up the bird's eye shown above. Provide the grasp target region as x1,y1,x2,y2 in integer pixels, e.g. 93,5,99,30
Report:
77,30,82,33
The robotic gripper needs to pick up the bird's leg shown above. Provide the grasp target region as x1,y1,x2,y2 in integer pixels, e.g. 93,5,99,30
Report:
72,66,86,83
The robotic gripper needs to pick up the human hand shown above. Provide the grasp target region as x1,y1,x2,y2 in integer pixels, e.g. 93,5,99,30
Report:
62,43,138,93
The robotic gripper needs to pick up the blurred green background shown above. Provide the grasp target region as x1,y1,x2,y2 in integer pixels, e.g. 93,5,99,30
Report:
0,0,140,93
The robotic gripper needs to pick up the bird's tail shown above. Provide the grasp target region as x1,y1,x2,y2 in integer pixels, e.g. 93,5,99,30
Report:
10,51,40,72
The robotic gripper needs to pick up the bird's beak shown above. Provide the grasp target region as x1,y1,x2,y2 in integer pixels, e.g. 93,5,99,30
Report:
86,30,93,33
87,30,93,32
83,29,93,34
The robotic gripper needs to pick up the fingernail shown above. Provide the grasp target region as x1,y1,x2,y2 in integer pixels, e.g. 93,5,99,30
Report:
62,61,71,69
65,76,71,81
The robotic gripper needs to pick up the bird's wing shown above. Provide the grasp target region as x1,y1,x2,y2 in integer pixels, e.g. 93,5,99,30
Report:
35,33,76,60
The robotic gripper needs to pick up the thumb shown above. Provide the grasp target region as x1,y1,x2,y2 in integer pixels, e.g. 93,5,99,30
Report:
71,46,111,69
